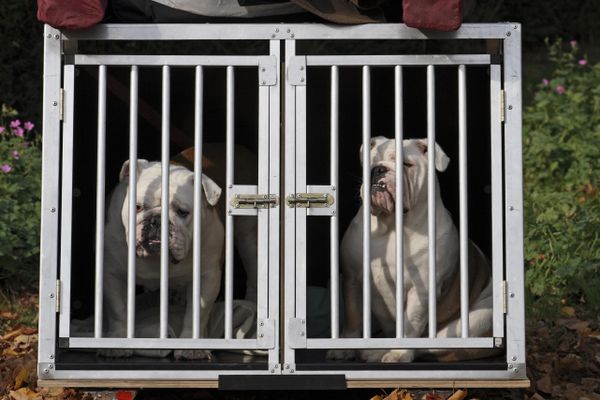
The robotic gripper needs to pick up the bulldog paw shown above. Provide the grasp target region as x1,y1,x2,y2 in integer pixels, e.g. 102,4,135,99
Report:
381,349,415,363
326,349,357,361
173,349,214,361
358,349,388,363
97,349,134,358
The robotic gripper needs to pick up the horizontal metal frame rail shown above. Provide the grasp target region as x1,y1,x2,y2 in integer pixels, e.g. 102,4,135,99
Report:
68,55,274,66
61,23,517,41
304,54,491,66
302,337,495,349
65,338,262,349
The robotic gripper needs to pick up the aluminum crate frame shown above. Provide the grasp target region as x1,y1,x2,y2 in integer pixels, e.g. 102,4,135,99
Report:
38,22,527,389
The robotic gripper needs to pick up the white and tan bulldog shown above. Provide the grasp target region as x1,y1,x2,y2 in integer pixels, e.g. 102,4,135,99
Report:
102,160,224,360
328,137,495,363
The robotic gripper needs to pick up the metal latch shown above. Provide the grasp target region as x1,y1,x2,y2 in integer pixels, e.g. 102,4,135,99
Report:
231,194,278,209
287,193,334,208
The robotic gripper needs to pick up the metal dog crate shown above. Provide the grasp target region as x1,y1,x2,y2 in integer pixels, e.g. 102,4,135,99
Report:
38,22,528,389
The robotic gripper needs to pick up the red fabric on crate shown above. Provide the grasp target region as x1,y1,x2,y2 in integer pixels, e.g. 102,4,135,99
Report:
37,0,107,29
403,0,462,32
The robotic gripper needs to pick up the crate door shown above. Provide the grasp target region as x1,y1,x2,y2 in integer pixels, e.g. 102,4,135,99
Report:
57,55,280,372
283,49,506,373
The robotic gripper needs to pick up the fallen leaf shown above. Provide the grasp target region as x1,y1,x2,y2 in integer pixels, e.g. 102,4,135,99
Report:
423,392,445,400
536,374,553,394
13,367,29,390
9,387,40,400
529,394,546,400
564,320,591,334
561,307,576,317
3,347,19,357
370,395,384,400
2,329,23,341
1,311,19,320
589,331,600,341
559,354,584,371
447,390,467,400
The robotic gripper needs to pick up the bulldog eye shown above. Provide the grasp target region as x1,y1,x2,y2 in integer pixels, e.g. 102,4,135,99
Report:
403,162,414,168
136,203,143,213
176,208,190,218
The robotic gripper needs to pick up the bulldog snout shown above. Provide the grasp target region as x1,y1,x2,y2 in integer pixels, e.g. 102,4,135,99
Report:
371,165,388,180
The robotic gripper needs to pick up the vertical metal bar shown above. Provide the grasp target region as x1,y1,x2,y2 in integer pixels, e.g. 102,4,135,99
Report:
394,65,405,338
160,65,170,339
192,66,203,339
257,77,269,322
94,65,107,338
225,65,235,340
59,65,75,339
362,65,371,339
267,39,281,372
127,65,138,339
427,64,437,338
330,65,340,339
295,73,307,324
458,64,470,338
504,25,527,374
284,40,298,368
39,25,63,367
490,64,504,338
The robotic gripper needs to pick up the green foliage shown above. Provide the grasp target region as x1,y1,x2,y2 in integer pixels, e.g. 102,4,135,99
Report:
0,104,42,287
523,39,600,318
0,0,43,124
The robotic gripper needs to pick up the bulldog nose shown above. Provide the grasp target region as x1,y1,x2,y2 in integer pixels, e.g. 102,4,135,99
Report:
371,165,389,181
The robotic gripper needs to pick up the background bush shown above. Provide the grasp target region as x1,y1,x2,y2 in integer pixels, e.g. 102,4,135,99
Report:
0,105,42,287
523,40,600,318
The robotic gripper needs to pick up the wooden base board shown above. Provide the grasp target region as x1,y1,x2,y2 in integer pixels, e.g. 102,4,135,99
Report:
39,379,531,390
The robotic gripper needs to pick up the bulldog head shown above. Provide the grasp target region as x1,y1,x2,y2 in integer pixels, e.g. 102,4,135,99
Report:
361,137,450,216
118,160,222,263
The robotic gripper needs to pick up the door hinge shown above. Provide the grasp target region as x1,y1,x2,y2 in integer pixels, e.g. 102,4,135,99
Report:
258,55,278,86
55,280,61,313
287,318,307,349
500,89,506,122
256,318,276,348
231,194,278,209
59,88,64,121
501,280,508,314
287,56,306,86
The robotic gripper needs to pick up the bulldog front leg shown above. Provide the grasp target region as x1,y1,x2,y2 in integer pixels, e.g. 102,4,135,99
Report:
174,266,222,361
378,286,429,363
326,272,362,361
99,269,133,358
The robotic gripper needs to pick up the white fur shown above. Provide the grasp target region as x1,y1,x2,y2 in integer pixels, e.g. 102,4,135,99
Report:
102,160,224,360
328,138,493,363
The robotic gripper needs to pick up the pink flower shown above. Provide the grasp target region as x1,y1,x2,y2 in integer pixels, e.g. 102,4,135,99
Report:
1,164,12,174
12,150,19,160
570,40,578,49
10,119,21,128
24,121,34,131
542,78,549,86
555,85,566,95
579,59,588,66
0,127,4,134
14,127,24,137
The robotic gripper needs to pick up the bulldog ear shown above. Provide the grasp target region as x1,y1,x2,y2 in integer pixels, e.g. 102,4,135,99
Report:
119,159,149,182
359,136,389,165
200,173,222,206
416,139,450,172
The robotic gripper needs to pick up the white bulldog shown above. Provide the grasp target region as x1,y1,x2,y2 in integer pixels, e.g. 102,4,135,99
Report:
102,160,224,360
328,137,494,363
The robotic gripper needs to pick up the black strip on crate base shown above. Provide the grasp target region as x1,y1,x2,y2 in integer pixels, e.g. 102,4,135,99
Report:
56,361,267,371
297,362,508,371
219,375,347,391
55,351,268,371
